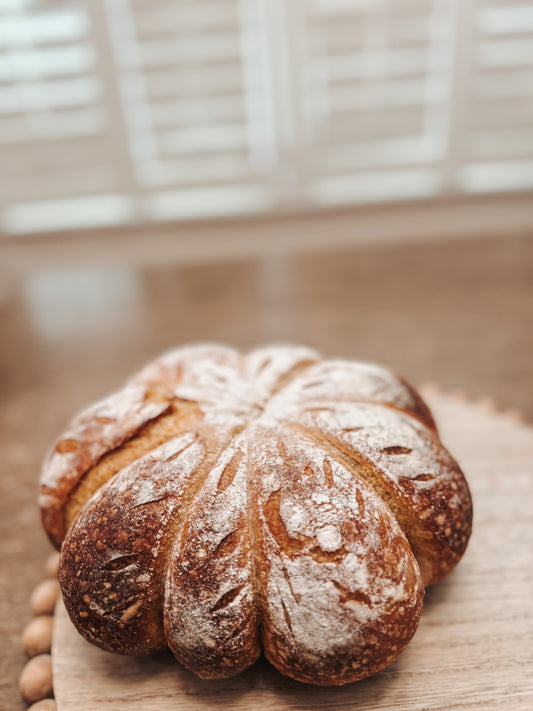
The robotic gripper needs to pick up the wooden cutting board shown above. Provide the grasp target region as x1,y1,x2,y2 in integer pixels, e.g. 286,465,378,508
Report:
51,390,533,710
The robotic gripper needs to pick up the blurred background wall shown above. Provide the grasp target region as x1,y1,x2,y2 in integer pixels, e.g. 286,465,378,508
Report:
0,0,532,415
1,0,532,412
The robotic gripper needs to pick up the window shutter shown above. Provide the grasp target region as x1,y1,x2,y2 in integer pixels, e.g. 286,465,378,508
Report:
1,0,532,235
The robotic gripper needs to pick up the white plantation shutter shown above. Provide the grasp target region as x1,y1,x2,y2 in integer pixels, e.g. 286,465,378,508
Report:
457,1,533,192
0,1,135,231
105,0,277,220
293,0,456,205
0,0,532,235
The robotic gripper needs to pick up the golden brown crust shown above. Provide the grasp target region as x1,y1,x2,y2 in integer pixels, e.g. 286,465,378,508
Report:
293,404,472,585
42,344,472,685
59,432,206,654
250,427,424,685
164,435,261,678
40,387,172,548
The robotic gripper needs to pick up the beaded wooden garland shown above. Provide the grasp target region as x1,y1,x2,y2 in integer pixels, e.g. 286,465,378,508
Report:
20,552,59,709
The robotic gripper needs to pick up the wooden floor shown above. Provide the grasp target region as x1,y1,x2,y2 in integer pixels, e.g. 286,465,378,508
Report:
1,230,532,710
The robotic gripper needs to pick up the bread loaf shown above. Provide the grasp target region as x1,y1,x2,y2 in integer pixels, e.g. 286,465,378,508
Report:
40,344,472,685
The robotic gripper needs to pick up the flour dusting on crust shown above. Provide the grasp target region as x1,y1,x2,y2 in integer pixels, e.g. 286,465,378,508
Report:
249,428,423,683
42,343,473,685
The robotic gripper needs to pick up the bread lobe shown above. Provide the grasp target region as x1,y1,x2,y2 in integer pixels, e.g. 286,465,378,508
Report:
59,432,206,654
164,436,261,678
250,427,424,685
40,385,171,547
294,402,471,584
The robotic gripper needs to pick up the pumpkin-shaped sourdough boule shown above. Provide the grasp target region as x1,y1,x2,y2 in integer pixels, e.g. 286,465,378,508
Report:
40,344,472,685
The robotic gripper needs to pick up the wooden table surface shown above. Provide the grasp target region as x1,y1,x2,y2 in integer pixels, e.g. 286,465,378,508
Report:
1,231,532,710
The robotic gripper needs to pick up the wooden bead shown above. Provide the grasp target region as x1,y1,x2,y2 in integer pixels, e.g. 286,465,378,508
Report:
23,615,54,657
28,700,57,711
31,579,60,616
45,552,60,579
19,654,53,704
